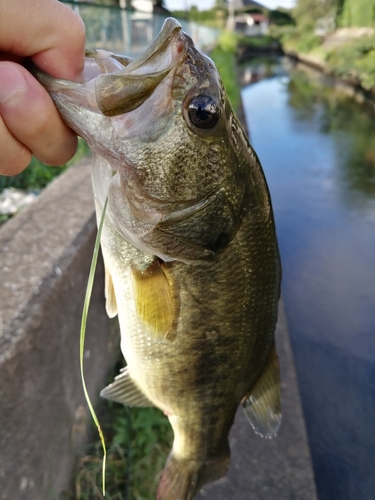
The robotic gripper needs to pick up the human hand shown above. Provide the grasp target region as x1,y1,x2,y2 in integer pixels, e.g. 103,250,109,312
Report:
0,0,85,175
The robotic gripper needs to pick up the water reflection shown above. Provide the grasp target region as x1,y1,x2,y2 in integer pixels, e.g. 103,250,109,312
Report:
286,69,375,202
241,58,375,500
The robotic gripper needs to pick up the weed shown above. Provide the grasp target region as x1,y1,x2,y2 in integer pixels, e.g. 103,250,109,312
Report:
325,35,375,90
61,363,173,499
210,37,242,111
0,138,90,194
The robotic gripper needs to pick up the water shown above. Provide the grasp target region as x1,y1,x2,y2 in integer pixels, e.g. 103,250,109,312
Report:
241,58,375,500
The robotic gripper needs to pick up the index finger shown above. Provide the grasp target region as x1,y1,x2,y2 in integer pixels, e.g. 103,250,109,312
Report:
0,0,85,80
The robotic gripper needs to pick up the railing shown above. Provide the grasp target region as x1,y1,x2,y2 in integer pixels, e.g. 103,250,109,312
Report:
62,1,219,56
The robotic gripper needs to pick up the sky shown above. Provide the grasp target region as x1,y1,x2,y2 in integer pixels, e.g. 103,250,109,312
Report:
164,0,296,12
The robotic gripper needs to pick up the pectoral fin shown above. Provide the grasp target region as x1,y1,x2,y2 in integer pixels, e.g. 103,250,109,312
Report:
131,259,177,340
100,367,153,407
104,266,118,318
242,345,282,438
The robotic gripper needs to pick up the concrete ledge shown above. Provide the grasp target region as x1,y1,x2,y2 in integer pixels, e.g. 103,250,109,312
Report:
0,158,118,500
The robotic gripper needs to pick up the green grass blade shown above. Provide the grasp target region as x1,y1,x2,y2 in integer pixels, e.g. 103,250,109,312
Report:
80,197,108,496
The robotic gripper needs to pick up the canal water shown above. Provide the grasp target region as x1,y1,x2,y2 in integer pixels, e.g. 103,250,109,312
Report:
241,58,375,500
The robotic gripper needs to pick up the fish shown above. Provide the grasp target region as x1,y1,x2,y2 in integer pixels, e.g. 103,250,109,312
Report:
29,18,282,500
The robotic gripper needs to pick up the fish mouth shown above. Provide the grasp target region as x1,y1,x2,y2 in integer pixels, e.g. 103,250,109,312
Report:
28,18,187,118
94,19,185,116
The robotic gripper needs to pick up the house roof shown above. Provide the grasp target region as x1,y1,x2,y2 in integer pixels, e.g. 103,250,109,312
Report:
249,13,268,21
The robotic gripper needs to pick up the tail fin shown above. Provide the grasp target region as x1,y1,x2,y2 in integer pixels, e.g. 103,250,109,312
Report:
157,452,229,500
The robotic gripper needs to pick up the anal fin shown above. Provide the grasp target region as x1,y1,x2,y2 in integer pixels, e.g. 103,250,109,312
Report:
242,344,282,438
100,367,153,407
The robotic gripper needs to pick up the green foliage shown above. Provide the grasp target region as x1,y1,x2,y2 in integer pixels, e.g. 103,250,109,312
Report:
0,139,90,194
325,35,375,89
276,0,375,91
296,31,322,52
238,34,278,48
172,6,228,28
216,30,239,53
0,214,11,225
269,9,295,26
293,0,338,27
242,7,263,14
210,36,242,111
61,370,173,500
187,7,228,28
339,0,375,27
112,406,173,499
275,25,321,53
171,10,189,20
293,0,375,28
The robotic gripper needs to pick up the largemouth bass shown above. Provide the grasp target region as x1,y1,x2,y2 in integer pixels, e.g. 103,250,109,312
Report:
30,18,282,499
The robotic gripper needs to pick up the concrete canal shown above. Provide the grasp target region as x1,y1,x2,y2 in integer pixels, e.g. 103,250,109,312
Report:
241,57,375,500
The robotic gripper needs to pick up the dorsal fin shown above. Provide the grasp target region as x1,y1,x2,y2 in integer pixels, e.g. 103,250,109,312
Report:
104,266,118,318
100,367,153,407
131,259,177,340
242,344,282,438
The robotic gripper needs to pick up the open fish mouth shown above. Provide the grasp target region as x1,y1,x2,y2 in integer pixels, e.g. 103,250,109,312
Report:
28,18,187,118
27,17,200,158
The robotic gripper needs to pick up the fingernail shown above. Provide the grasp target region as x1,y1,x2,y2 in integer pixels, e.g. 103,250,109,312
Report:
0,64,27,105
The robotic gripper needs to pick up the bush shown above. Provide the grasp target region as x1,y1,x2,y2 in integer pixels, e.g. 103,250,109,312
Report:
238,34,277,48
269,9,295,27
0,138,90,194
217,30,239,53
325,35,375,90
274,25,321,53
210,41,241,111
296,31,322,53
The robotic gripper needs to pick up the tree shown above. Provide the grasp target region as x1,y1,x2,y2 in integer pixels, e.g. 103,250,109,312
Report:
269,8,295,26
293,0,338,27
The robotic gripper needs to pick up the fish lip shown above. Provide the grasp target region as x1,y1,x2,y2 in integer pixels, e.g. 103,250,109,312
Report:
94,19,187,116
27,17,185,90
119,17,184,75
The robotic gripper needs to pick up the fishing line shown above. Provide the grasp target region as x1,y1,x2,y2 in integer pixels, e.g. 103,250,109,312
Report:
80,197,108,496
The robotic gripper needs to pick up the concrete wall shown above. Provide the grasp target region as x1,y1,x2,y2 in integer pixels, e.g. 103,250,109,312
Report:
0,158,118,500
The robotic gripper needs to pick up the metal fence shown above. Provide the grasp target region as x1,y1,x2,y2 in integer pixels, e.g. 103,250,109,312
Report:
62,1,219,56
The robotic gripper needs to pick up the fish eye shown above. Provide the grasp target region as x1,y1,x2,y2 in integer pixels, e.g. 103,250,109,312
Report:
187,95,221,129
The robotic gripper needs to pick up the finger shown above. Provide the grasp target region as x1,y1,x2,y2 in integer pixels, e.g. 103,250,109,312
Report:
0,0,85,80
0,62,78,167
0,116,31,176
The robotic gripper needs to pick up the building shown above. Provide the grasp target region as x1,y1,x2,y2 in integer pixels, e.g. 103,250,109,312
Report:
228,0,270,36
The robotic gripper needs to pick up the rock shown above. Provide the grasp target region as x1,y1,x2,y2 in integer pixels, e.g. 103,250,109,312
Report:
0,187,39,215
